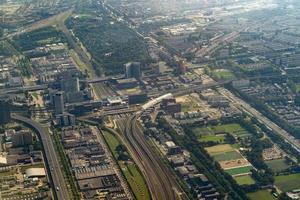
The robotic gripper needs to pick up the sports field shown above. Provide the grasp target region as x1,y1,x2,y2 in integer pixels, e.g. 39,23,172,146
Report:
193,123,251,140
225,165,252,176
198,134,225,143
234,175,255,185
265,158,291,173
212,150,242,161
275,173,300,192
247,190,276,200
205,144,234,154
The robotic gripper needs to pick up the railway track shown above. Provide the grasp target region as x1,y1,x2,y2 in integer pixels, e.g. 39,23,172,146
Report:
123,115,187,200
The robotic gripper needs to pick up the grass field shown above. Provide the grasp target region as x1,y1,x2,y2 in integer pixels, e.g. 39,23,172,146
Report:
275,173,300,192
198,134,225,143
212,151,243,161
266,159,290,173
225,165,252,176
69,49,94,77
123,163,150,200
205,144,234,154
212,69,236,80
247,190,276,200
234,175,255,185
103,130,150,200
193,123,251,139
103,130,120,158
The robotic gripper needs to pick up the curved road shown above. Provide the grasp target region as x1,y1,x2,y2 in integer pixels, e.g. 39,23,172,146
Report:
123,115,187,200
11,114,70,200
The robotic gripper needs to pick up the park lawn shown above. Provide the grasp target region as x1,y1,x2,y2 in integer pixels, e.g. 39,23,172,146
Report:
213,124,250,137
212,151,243,161
275,173,300,192
193,123,251,138
212,69,236,80
198,134,225,143
192,127,213,136
225,165,252,176
247,190,276,200
266,159,291,173
122,163,150,200
234,175,255,185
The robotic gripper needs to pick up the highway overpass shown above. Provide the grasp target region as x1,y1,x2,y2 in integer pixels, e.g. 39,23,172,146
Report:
11,114,70,200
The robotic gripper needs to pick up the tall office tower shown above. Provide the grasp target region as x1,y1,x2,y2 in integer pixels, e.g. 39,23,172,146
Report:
125,62,142,80
0,99,11,125
54,92,65,115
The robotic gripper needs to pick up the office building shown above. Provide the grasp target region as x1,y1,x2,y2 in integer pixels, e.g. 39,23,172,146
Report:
54,92,65,115
177,59,187,75
56,113,76,126
59,70,80,93
125,62,142,80
116,78,138,89
0,99,11,125
11,131,33,147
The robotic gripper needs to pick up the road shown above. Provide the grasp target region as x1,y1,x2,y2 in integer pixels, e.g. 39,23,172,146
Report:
118,115,187,200
11,114,70,200
0,84,48,95
5,9,74,39
218,88,300,151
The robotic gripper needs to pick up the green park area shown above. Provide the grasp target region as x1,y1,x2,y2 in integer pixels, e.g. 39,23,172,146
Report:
198,134,225,143
275,173,300,192
265,158,291,173
212,150,243,161
103,130,150,200
211,69,236,80
234,175,255,185
12,26,67,51
247,190,276,200
225,165,253,176
66,5,150,75
192,123,251,143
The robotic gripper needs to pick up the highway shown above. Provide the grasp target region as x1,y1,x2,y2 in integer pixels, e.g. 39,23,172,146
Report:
218,88,300,151
11,114,70,200
118,115,187,200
